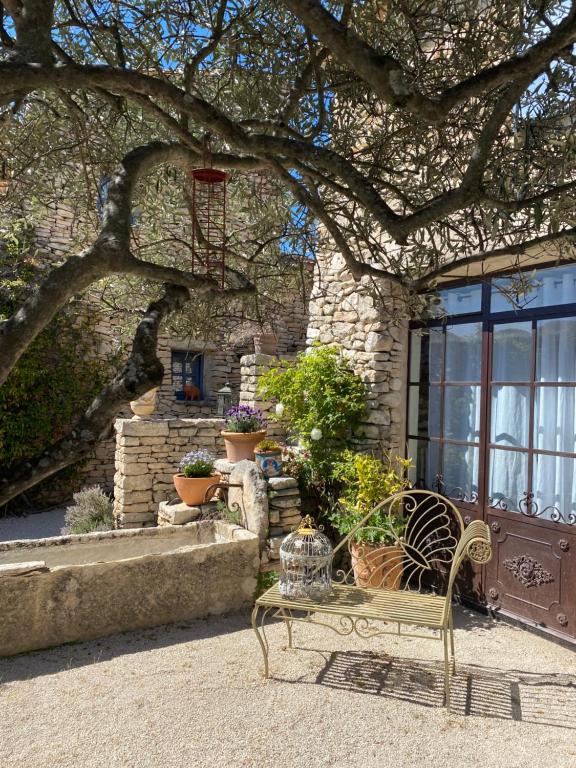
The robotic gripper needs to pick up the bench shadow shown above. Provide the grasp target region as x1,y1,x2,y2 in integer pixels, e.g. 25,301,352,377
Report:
310,649,576,727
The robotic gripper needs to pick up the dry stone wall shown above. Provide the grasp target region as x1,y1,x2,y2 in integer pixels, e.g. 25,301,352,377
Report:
113,417,225,528
307,250,409,456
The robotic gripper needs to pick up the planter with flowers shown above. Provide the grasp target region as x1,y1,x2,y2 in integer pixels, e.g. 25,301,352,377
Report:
329,452,412,589
221,405,267,462
173,450,221,506
254,439,283,478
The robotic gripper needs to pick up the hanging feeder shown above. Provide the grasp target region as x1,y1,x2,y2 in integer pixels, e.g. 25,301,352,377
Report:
189,167,228,289
280,515,334,600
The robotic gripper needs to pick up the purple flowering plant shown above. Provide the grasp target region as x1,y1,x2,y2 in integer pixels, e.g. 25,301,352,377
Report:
224,404,266,434
178,449,215,478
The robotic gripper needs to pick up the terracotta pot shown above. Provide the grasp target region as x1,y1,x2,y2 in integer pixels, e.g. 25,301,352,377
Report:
130,387,159,418
173,472,221,506
254,450,283,478
221,430,267,462
254,333,278,355
351,541,404,589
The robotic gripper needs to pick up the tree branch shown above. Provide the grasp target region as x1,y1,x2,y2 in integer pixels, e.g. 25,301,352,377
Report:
0,284,190,506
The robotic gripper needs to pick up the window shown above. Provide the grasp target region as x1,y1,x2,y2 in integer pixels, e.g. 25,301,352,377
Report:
409,263,576,521
172,350,204,401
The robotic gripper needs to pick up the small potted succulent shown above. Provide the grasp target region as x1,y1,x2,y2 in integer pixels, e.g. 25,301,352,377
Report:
221,405,267,462
254,439,283,478
173,450,221,506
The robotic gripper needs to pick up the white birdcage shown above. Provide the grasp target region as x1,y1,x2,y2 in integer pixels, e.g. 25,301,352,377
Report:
280,516,333,600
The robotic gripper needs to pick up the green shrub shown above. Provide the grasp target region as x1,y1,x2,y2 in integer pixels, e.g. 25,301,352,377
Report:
63,486,114,534
258,344,366,461
329,452,412,544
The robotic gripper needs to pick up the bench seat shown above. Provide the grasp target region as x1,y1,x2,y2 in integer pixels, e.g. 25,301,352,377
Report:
257,582,446,629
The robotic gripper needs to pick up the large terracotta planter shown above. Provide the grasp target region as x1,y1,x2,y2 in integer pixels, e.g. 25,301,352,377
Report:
351,541,404,589
221,430,267,462
173,472,221,506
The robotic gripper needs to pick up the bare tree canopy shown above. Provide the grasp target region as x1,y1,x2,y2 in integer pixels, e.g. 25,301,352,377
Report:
0,0,575,502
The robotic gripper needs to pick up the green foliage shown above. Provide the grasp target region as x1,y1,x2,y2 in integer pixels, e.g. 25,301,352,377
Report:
178,450,215,478
258,344,366,459
0,221,115,471
329,452,412,545
255,569,279,599
62,485,114,535
215,499,241,525
255,438,281,452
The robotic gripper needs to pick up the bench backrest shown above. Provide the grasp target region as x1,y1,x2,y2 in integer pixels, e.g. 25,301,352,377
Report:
331,489,491,605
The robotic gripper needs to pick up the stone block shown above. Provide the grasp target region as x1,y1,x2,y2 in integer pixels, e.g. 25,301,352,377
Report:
121,463,149,476
117,419,170,437
158,501,202,525
229,460,269,547
269,496,301,509
267,487,300,498
116,474,153,492
118,511,156,523
267,476,298,490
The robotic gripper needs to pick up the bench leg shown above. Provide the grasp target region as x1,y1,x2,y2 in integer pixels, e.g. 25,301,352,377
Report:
251,605,270,679
280,608,293,649
443,626,451,709
449,611,456,675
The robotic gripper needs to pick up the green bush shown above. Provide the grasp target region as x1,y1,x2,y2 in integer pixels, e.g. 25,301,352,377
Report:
62,486,114,534
258,344,366,458
329,452,412,544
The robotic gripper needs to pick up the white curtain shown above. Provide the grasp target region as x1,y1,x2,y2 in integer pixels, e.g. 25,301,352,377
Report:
489,317,576,520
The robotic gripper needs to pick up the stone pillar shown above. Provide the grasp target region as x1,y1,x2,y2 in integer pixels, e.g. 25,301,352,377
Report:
306,251,409,456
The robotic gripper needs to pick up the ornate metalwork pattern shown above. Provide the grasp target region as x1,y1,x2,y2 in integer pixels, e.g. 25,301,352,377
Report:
252,489,493,710
503,555,554,588
488,492,576,526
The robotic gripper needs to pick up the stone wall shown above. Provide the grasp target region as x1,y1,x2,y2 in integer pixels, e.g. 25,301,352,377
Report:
113,417,226,528
306,250,409,456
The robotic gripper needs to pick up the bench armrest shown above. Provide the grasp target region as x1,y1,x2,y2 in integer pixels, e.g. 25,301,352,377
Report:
447,519,492,592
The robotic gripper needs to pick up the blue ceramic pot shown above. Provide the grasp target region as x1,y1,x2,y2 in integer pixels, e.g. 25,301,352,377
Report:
254,451,283,478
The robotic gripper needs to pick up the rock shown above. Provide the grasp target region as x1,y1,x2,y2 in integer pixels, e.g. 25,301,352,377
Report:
0,562,48,577
267,487,300,498
229,460,269,548
269,496,302,509
267,476,298,490
214,459,238,476
158,501,202,525
268,508,280,524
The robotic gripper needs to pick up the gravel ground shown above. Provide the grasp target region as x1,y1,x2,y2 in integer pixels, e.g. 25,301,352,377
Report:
0,605,575,768
0,508,66,542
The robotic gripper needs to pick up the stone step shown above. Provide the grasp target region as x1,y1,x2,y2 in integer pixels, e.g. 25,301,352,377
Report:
157,500,204,525
267,476,298,490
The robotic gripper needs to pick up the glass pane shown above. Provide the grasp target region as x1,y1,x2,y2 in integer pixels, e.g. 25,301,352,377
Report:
533,454,576,523
407,439,439,490
492,322,532,381
488,448,528,512
534,387,576,453
408,385,441,437
491,264,576,313
444,323,482,382
536,318,576,382
441,444,479,502
409,331,422,383
428,283,482,317
444,385,481,443
490,385,529,448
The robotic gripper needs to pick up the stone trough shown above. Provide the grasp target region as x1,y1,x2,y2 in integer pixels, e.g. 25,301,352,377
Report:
0,522,259,656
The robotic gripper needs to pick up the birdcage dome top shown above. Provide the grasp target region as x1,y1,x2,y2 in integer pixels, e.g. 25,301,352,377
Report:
280,516,333,560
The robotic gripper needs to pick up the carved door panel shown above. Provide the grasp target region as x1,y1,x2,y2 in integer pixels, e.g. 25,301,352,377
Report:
485,512,576,639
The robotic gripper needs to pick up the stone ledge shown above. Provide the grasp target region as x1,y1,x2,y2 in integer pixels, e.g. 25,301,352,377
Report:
158,500,203,526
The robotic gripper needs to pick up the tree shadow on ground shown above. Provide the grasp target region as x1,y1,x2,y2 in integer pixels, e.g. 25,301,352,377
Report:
0,610,252,684
312,649,576,727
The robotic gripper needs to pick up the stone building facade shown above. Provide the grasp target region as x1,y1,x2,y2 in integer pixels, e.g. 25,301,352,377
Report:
306,249,409,458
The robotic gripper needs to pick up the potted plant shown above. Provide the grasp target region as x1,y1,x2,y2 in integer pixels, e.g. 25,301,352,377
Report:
254,439,283,478
221,405,267,462
173,450,221,506
329,452,412,589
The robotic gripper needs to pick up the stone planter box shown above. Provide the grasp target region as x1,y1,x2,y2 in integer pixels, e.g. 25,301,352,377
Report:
0,522,259,656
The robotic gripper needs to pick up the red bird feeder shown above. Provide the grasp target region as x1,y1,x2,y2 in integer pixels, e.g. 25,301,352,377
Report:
189,167,228,288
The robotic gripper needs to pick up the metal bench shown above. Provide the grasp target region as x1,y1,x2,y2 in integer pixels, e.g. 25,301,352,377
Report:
252,489,492,707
